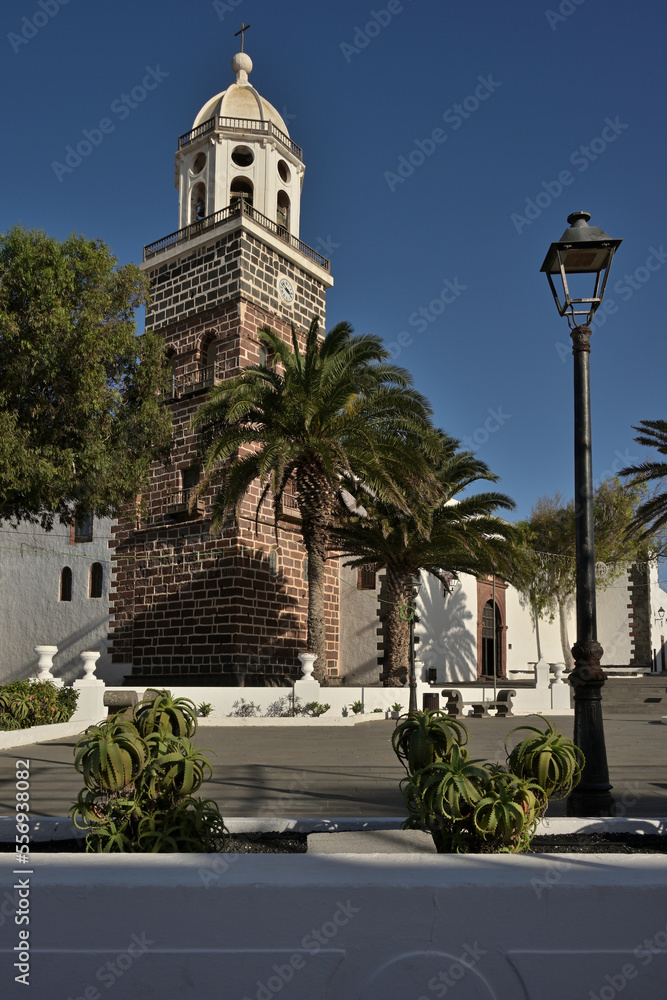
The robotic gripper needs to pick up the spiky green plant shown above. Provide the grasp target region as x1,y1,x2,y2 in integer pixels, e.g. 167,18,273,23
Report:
73,717,148,792
472,771,546,851
403,746,487,821
0,713,22,731
392,708,468,774
133,690,197,739
70,691,228,853
505,716,583,799
393,710,582,853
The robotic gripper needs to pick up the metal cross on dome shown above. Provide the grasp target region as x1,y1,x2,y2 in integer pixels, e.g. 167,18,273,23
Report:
234,22,251,52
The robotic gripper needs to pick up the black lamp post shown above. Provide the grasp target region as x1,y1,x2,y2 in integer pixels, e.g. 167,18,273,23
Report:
541,211,622,817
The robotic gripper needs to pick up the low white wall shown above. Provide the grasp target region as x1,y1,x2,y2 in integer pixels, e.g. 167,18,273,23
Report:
0,720,94,751
98,678,571,720
0,675,569,748
1,853,665,999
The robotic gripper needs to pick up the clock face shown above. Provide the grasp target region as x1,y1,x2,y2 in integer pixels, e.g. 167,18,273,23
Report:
277,275,295,303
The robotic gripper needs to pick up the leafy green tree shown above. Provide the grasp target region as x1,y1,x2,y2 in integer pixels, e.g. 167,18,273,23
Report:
332,438,518,685
517,478,653,669
191,317,439,682
0,226,171,527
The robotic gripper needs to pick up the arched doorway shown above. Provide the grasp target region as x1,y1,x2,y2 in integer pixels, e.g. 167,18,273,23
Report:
476,576,507,678
481,600,501,677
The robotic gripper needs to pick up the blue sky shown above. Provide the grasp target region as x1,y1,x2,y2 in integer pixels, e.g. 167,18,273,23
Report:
2,0,666,531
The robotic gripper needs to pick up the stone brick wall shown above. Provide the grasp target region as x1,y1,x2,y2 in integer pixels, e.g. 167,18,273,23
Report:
109,227,338,684
628,562,652,668
110,512,340,684
144,224,327,335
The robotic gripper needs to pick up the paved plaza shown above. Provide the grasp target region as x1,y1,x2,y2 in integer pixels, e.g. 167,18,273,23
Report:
0,715,665,823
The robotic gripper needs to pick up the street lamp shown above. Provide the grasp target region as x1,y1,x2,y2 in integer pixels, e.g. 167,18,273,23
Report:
541,211,622,817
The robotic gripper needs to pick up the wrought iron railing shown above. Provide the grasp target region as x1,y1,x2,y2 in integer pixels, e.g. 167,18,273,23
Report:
144,198,330,271
178,115,302,160
165,489,205,515
165,363,222,401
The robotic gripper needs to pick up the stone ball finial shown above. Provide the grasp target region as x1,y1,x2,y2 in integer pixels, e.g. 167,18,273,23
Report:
232,52,253,83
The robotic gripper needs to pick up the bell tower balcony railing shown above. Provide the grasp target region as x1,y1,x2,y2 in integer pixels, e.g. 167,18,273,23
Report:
164,362,223,402
144,197,330,270
165,489,205,518
177,115,302,161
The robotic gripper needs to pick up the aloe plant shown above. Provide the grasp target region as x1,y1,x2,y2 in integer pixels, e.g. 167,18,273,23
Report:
392,708,468,774
393,710,582,853
505,716,584,799
133,690,197,739
139,734,213,799
472,772,546,851
73,717,148,792
405,746,487,821
70,691,228,853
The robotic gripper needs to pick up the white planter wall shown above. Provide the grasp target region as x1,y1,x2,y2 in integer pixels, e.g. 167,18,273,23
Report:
1,853,665,999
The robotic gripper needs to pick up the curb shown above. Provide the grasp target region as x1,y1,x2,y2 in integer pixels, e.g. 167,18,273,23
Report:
1,815,665,843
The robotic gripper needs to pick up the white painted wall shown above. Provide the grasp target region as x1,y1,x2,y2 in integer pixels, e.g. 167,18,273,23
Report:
649,562,667,670
416,573,478,683
3,853,665,999
0,517,117,686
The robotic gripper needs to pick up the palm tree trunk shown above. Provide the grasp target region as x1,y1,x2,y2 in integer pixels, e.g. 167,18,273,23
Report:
532,599,542,661
296,464,334,684
303,525,328,683
379,568,412,686
557,596,574,671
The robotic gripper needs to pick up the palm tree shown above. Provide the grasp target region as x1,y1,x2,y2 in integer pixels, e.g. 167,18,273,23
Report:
191,317,439,682
331,440,518,685
620,420,667,538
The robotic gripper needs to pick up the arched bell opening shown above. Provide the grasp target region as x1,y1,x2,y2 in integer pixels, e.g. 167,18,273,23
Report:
230,177,253,211
190,181,206,222
277,191,290,234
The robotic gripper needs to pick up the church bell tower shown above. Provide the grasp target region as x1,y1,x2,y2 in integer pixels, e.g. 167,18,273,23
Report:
109,46,337,687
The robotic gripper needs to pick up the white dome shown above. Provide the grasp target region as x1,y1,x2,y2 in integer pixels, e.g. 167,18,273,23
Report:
192,52,289,135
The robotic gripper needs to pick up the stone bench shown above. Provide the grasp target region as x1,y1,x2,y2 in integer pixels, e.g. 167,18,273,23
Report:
470,688,516,719
440,689,465,718
103,690,138,718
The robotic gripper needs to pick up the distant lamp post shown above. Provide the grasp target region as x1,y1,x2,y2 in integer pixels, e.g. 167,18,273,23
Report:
541,211,622,817
656,607,665,626
406,574,421,713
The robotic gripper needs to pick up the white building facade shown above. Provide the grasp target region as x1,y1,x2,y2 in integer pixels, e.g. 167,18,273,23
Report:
0,516,117,686
340,560,667,687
